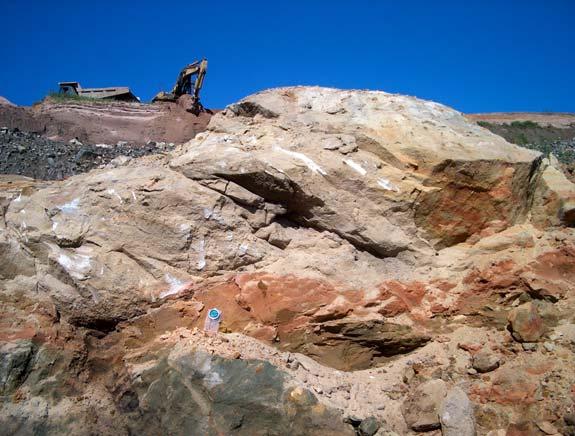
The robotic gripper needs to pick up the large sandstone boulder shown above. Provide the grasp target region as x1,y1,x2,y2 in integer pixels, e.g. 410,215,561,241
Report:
3,165,273,328
172,87,540,252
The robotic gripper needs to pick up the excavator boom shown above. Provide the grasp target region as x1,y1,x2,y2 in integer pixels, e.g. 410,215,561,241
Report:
153,59,208,115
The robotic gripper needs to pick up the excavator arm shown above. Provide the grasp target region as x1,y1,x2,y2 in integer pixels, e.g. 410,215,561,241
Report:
153,59,208,115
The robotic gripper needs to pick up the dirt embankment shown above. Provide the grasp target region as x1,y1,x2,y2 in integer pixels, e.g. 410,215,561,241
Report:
0,97,214,145
0,96,215,180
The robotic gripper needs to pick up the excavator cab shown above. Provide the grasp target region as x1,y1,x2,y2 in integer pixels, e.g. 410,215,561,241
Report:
153,59,208,115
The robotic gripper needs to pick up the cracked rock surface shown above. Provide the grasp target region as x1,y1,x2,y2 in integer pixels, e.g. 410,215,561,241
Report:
1,87,575,435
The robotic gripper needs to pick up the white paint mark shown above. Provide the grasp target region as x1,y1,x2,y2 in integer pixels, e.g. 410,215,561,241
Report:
179,223,191,233
238,243,249,256
274,146,327,175
59,198,80,213
131,191,137,201
343,158,367,176
107,189,123,203
377,178,400,192
52,221,58,232
226,231,234,241
159,274,187,299
13,192,22,202
57,252,91,280
204,371,223,388
202,207,225,225
197,238,206,270
89,289,101,303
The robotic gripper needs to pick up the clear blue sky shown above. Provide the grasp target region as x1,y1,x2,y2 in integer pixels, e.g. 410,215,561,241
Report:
1,0,574,113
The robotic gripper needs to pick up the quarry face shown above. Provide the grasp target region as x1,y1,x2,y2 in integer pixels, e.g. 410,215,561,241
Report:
1,87,575,435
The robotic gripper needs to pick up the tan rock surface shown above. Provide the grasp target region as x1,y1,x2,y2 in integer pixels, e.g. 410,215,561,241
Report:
1,87,575,435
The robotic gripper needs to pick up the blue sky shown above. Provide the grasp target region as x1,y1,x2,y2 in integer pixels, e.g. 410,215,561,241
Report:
1,0,574,113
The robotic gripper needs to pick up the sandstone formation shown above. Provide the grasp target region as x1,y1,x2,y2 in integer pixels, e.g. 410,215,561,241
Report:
1,86,575,435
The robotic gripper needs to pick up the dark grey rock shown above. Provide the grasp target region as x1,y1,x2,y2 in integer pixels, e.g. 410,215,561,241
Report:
0,340,36,394
359,416,380,436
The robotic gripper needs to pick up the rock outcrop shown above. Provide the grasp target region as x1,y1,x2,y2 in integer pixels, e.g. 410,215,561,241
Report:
1,87,575,435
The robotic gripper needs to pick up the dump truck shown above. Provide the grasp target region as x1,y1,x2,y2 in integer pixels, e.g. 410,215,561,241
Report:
152,59,207,115
58,82,139,102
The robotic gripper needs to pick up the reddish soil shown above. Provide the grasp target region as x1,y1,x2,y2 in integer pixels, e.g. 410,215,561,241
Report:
0,96,215,145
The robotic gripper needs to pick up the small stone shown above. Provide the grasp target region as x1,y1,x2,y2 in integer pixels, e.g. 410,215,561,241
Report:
401,379,447,432
508,302,546,342
231,351,241,359
472,351,500,373
536,420,558,435
402,366,416,384
440,387,476,436
522,342,538,351
458,342,483,352
564,413,575,426
543,342,555,352
338,143,358,154
358,417,380,436
344,415,362,427
321,137,342,150
467,367,478,375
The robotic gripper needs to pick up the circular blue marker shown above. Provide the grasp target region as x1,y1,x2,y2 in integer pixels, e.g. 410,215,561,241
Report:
208,308,221,320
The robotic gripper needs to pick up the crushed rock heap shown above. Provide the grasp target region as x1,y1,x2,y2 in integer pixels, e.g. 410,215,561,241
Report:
1,86,575,435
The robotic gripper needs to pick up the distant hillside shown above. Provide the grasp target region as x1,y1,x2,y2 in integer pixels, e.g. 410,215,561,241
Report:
468,112,575,181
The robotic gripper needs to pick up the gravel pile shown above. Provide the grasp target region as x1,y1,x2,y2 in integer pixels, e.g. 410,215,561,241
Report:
0,127,175,180
523,137,575,164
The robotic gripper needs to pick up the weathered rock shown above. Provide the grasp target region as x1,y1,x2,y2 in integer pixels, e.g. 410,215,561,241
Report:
440,387,476,436
0,340,36,394
472,350,500,373
402,379,447,432
172,87,540,255
531,159,575,227
287,319,431,371
120,349,354,435
536,420,558,435
508,302,546,342
359,416,381,436
3,166,272,328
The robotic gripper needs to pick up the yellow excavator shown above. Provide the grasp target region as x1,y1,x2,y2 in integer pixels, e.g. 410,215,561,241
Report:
152,59,208,115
